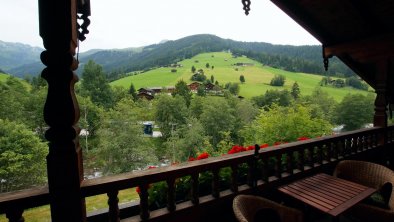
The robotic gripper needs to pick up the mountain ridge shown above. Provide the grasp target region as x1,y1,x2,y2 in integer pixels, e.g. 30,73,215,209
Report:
0,34,353,79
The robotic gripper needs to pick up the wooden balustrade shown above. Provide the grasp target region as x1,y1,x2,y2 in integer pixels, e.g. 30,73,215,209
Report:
0,126,391,222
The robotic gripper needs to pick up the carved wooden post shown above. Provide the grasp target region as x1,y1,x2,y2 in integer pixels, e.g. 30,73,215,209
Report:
287,151,294,175
166,178,176,212
191,173,199,205
230,165,238,192
38,0,86,221
108,190,120,222
275,154,282,179
261,158,269,183
298,148,305,171
5,208,24,222
139,184,150,221
374,60,388,147
374,60,388,128
211,169,220,198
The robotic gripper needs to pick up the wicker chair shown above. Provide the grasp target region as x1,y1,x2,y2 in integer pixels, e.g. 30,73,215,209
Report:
232,195,303,222
333,160,394,222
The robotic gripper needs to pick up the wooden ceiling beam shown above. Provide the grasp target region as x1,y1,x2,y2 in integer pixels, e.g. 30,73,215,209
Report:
348,0,384,32
337,55,376,88
324,33,394,63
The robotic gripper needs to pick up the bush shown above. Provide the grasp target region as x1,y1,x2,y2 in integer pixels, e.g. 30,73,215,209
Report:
346,76,368,90
224,82,240,95
171,69,177,73
191,74,207,82
334,79,345,88
270,75,286,86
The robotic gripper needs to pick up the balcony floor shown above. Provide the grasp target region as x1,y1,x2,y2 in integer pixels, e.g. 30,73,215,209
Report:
305,207,359,222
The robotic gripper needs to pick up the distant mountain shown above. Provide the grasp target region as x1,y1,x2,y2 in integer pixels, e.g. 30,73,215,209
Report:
8,62,45,78
0,40,44,77
0,34,353,79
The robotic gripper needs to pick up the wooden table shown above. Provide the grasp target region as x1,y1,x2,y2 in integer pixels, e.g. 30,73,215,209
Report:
278,173,376,218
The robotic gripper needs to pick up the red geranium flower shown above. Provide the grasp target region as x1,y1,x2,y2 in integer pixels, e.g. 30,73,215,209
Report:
136,184,151,194
260,143,269,148
197,152,209,160
297,136,309,141
246,145,255,151
228,145,246,154
188,157,195,161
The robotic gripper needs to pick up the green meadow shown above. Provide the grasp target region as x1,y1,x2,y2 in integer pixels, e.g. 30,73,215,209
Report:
0,73,32,90
111,52,373,101
0,73,9,82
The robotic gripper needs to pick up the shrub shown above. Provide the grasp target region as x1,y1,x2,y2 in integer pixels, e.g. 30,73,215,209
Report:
270,75,286,86
345,76,368,90
191,74,207,82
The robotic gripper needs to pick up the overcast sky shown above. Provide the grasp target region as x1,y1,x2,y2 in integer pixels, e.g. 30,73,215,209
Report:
1,0,320,52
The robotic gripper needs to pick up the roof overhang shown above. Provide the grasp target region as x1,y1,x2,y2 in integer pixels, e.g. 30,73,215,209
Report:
270,0,394,89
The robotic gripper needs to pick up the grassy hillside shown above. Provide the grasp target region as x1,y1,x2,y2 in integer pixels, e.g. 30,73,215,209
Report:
111,52,373,101
0,73,9,82
0,73,33,91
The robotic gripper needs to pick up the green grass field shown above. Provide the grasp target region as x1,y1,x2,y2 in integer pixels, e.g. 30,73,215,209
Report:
0,73,9,82
0,188,139,222
0,73,33,90
111,52,373,101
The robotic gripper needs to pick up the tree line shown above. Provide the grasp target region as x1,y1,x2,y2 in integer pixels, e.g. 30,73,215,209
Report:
231,49,354,77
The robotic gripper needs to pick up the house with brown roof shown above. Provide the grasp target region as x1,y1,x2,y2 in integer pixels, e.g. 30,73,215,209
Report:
188,82,201,92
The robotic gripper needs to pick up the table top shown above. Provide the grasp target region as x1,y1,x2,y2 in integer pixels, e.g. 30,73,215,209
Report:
278,173,376,217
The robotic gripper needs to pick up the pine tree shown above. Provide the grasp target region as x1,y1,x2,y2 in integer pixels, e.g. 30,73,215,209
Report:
128,82,137,101
291,82,300,99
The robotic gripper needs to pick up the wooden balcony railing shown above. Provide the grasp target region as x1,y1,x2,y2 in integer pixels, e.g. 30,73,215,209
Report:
1,126,392,222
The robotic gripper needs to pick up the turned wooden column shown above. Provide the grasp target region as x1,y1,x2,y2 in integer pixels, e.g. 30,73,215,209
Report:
374,60,389,150
374,60,389,128
39,0,86,221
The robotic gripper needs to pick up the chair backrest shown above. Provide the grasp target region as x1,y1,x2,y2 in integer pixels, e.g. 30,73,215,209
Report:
333,160,394,209
232,195,303,222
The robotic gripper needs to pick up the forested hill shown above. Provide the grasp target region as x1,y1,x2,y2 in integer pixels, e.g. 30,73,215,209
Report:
84,34,353,80
0,34,353,79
